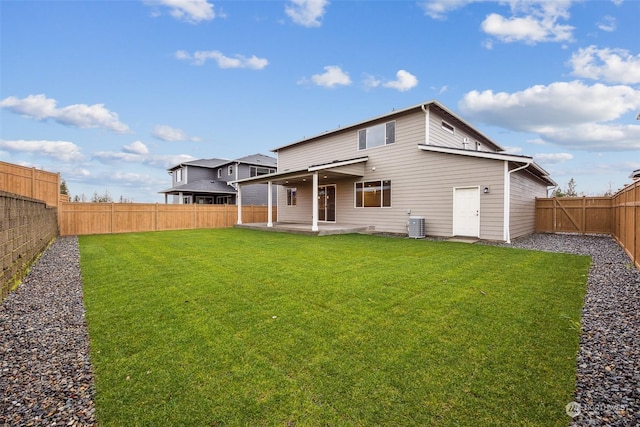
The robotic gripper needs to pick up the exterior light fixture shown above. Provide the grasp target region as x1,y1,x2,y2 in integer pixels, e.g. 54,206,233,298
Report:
483,186,489,194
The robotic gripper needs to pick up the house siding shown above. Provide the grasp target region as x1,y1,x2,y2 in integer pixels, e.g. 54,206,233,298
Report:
509,169,548,239
273,104,547,241
277,109,507,237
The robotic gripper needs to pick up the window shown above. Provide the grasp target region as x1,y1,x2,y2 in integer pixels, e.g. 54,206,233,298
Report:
441,121,455,134
250,166,276,177
217,168,222,178
287,188,297,206
358,121,395,150
355,180,391,207
175,168,183,183
228,165,234,176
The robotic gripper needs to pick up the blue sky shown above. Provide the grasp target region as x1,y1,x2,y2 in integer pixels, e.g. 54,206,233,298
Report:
1,0,639,202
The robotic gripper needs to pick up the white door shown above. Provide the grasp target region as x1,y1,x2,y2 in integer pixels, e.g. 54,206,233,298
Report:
453,187,480,237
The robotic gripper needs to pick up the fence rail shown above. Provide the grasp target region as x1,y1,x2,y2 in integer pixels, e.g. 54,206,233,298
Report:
536,180,639,268
612,180,639,269
0,161,60,208
58,203,275,236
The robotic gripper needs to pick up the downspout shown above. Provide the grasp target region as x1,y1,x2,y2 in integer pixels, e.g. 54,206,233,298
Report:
421,104,430,145
504,162,531,243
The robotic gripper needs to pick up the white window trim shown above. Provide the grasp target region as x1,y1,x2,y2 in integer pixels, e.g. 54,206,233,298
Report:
357,120,396,151
441,120,455,134
354,179,392,208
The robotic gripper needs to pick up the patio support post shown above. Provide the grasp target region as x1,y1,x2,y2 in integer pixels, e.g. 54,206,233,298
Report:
267,181,273,227
312,171,319,232
237,185,243,225
178,192,183,204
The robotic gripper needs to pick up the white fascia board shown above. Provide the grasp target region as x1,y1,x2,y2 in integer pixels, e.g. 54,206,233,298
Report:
308,156,369,171
418,144,533,163
231,168,308,185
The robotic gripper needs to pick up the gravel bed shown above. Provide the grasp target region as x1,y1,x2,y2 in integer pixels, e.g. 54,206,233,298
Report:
0,233,638,425
0,236,95,426
494,233,639,426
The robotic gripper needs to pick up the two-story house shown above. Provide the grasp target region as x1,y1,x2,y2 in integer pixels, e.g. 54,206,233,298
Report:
233,101,555,242
160,153,276,205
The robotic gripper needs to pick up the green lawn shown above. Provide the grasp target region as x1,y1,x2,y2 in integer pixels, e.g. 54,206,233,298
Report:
79,229,590,426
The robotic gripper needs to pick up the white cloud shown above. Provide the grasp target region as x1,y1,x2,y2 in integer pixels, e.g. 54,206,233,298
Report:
94,143,196,169
123,141,149,155
0,139,84,162
502,146,523,154
363,74,382,90
481,2,574,45
382,70,419,92
363,70,419,92
421,1,575,44
152,125,201,142
285,0,329,27
303,66,352,88
459,80,640,151
568,46,640,85
597,15,616,32
144,0,215,23
0,94,131,134
419,0,475,20
175,50,268,69
534,153,574,164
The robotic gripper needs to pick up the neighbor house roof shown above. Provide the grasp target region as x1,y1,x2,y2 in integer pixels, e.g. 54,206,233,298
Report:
631,169,640,180
167,153,276,172
168,158,229,171
159,179,236,195
271,100,505,153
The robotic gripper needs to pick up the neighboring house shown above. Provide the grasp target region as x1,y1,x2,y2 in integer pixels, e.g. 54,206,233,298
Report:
160,154,276,205
234,100,555,242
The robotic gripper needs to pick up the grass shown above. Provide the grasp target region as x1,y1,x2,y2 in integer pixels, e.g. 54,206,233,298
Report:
79,229,590,426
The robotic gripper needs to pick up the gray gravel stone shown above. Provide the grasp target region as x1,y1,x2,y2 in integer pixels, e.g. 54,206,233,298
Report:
0,236,95,426
494,233,639,426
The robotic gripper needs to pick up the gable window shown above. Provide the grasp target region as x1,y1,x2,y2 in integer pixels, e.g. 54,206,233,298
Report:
358,121,395,150
175,168,183,183
217,168,222,178
287,188,297,206
355,180,391,207
228,165,234,176
250,166,276,177
441,121,455,134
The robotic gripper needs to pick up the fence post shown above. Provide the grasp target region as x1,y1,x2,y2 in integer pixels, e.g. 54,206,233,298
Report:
111,202,115,234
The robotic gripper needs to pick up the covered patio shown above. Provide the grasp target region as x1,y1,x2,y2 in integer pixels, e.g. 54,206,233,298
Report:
232,156,369,233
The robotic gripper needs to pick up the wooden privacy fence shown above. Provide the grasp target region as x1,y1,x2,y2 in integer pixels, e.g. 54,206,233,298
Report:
612,180,639,269
58,203,276,236
535,197,613,234
536,179,639,269
0,161,61,208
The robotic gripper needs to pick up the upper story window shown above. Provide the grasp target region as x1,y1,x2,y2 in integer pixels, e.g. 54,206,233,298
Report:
217,168,222,178
250,166,276,177
228,165,234,176
358,121,395,150
175,168,183,183
441,121,455,134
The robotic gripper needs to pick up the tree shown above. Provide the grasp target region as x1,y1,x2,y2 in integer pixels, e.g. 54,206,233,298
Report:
565,178,578,197
60,179,69,196
552,187,566,197
91,189,113,203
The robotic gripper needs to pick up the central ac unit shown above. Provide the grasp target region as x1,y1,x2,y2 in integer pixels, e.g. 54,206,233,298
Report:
408,216,426,238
